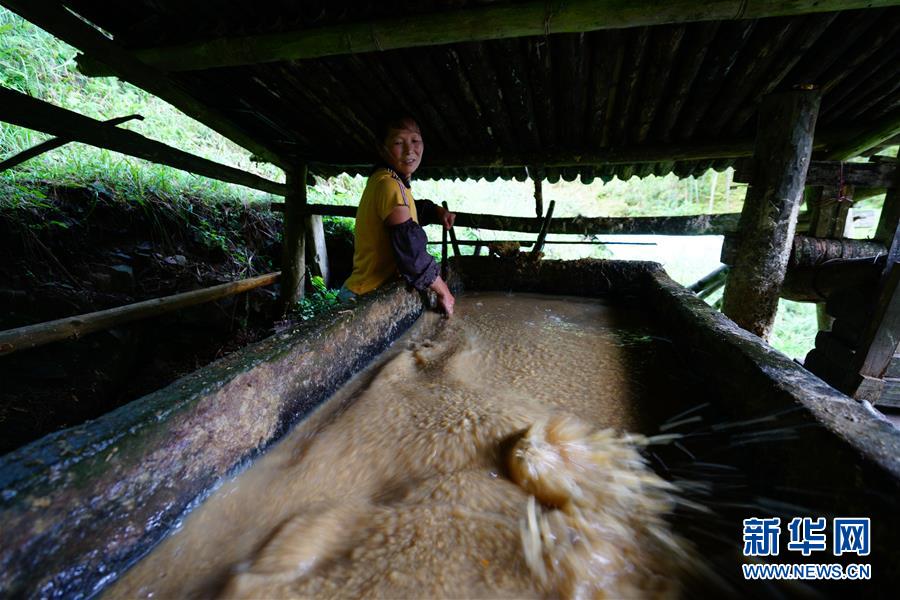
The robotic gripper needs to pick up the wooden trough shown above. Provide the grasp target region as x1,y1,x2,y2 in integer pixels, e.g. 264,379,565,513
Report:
2,258,899,598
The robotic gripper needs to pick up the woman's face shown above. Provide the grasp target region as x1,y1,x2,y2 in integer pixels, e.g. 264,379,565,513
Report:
380,121,423,178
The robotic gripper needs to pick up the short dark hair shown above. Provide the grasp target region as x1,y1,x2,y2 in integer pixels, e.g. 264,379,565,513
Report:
375,114,421,145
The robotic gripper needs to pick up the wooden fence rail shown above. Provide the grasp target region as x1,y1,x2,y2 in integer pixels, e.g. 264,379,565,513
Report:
0,272,280,357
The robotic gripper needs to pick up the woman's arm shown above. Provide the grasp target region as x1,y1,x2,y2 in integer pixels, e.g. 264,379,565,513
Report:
414,199,456,229
385,205,455,315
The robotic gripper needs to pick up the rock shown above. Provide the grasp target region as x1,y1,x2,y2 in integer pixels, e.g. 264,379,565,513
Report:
105,264,134,293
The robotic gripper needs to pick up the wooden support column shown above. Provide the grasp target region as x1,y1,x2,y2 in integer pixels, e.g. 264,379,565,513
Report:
533,171,543,218
280,166,308,309
722,90,820,340
805,183,853,331
305,215,329,287
874,163,900,246
807,185,853,238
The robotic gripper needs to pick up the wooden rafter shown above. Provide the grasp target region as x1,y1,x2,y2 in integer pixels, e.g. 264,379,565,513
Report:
73,0,900,74
0,0,285,167
0,114,142,172
0,87,287,195
823,107,900,160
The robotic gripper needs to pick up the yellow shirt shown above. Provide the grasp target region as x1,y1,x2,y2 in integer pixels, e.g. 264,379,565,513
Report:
344,168,419,295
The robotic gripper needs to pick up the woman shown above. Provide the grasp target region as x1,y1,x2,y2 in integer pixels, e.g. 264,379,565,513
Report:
341,116,456,315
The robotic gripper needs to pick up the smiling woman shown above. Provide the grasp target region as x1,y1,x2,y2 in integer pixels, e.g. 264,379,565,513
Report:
341,115,456,314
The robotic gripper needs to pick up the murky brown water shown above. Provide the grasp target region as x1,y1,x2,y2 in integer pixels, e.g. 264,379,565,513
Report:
108,293,692,599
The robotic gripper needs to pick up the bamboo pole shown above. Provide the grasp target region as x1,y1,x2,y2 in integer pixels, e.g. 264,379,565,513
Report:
278,203,746,236
0,87,287,196
531,200,556,258
1,0,284,167
0,272,280,357
74,0,900,74
442,201,462,257
0,114,142,173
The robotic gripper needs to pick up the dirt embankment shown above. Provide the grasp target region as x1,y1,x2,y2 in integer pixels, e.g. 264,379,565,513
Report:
0,183,352,455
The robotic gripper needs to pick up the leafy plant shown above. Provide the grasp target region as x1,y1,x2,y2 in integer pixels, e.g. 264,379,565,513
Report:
296,275,340,320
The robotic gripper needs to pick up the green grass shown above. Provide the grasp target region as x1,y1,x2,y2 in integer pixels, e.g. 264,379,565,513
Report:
0,7,282,209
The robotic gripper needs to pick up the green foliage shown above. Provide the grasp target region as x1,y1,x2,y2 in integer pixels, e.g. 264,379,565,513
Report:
296,276,341,320
322,215,355,239
0,7,282,205
771,300,818,360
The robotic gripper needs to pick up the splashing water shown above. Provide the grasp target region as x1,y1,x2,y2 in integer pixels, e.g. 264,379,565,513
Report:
109,293,696,599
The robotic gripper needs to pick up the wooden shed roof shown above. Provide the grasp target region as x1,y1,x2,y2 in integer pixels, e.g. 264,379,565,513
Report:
14,1,900,182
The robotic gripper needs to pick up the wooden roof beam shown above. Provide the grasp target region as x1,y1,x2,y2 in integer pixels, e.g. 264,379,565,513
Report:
0,114,142,173
0,0,286,167
0,86,287,196
822,107,900,160
307,139,759,172
75,0,900,74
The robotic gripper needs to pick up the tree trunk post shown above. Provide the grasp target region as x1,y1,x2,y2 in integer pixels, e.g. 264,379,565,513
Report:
305,214,330,288
280,166,308,310
874,162,900,246
722,90,821,340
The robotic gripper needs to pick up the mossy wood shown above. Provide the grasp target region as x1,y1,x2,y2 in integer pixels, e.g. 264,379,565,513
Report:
0,282,425,599
723,90,821,339
734,158,898,188
721,234,887,267
0,87,287,195
0,273,280,357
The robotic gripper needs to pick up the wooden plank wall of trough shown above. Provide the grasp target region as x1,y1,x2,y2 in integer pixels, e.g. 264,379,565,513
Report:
0,283,426,599
643,269,900,589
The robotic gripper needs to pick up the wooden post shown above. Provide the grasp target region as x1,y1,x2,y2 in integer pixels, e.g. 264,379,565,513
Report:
531,200,556,258
305,214,329,287
874,163,900,246
442,201,462,257
724,167,734,206
722,90,821,340
280,166,307,309
807,185,854,239
533,172,543,218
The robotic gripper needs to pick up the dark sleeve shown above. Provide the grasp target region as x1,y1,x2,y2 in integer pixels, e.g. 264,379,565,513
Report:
414,199,440,227
388,218,439,291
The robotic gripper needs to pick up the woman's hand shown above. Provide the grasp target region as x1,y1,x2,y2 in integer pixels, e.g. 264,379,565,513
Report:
436,206,456,230
429,276,455,316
